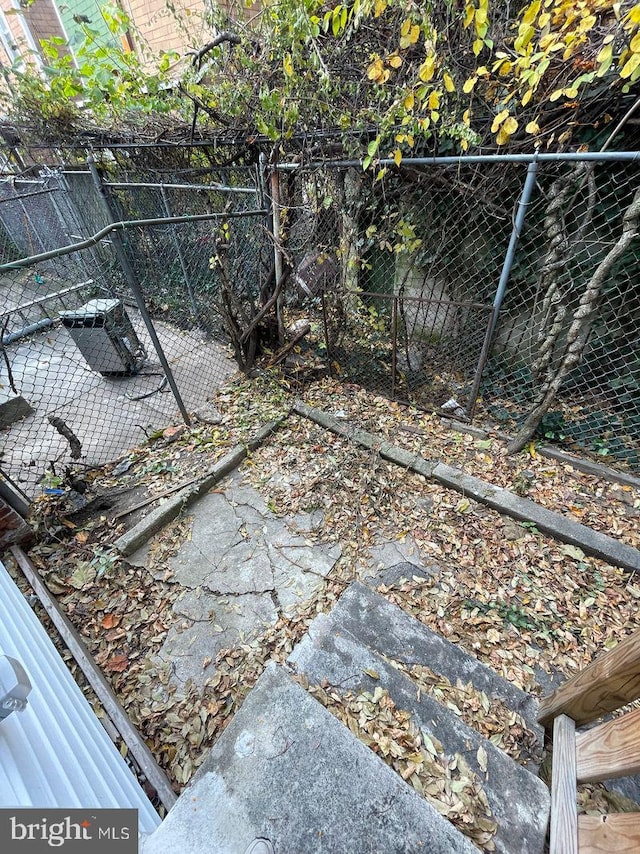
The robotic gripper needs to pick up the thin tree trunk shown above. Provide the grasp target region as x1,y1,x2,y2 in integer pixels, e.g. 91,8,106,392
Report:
508,184,640,454
532,162,596,380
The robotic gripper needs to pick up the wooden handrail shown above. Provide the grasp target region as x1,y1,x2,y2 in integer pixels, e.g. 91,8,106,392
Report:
575,707,640,784
539,629,640,728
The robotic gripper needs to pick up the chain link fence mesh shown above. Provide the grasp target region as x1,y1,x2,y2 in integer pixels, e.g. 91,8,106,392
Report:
0,150,638,495
483,159,640,471
278,159,639,471
0,165,267,497
281,163,519,416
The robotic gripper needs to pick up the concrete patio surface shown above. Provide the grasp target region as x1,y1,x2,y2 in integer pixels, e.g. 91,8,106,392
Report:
127,468,343,692
0,307,236,496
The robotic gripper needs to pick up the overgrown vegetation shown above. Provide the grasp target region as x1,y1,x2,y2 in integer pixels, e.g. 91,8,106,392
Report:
2,1,640,158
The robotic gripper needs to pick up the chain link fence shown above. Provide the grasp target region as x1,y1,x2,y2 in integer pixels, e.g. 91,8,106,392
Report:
481,158,640,470
276,156,640,471
0,164,268,497
279,163,521,417
1,148,638,492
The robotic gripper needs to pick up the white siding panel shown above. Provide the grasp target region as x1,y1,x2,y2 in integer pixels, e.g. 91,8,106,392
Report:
0,559,161,833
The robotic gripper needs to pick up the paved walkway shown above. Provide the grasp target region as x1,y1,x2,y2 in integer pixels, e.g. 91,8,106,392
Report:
126,467,431,694
128,470,343,691
0,309,235,496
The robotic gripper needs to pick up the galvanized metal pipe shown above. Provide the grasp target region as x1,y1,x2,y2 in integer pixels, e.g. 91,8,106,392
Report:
465,159,540,419
2,317,55,345
87,157,193,426
490,158,540,340
0,186,60,203
276,151,640,170
0,280,94,319
106,180,256,194
0,207,267,272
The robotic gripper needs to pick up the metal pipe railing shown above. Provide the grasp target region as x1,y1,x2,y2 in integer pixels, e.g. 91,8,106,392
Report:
276,151,640,170
0,207,268,271
105,180,257,194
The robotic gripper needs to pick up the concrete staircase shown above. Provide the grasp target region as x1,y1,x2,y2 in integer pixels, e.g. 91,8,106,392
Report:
142,582,550,853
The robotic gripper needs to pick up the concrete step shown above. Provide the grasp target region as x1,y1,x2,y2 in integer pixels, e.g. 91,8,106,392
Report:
343,581,544,754
289,608,550,854
141,663,477,854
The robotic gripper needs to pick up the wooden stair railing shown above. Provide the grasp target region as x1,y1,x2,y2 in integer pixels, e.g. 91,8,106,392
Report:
538,628,640,854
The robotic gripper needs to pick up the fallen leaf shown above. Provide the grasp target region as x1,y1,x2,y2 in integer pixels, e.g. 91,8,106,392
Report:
105,653,129,672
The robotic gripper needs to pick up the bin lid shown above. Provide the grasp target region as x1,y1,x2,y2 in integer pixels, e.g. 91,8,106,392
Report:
59,298,121,322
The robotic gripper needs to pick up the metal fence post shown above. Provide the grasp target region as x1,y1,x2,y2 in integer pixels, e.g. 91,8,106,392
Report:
87,156,191,426
465,158,539,418
269,165,285,344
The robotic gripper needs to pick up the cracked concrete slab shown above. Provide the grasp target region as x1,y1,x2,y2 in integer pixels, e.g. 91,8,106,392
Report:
367,535,422,573
159,591,277,691
133,469,342,692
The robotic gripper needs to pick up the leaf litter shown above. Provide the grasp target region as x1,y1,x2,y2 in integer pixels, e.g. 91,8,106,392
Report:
16,369,640,832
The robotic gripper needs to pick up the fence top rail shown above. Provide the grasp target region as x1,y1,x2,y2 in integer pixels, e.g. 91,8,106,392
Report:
104,180,257,195
0,208,268,271
276,150,640,170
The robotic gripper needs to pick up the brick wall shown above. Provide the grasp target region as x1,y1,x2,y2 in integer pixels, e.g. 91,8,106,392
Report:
0,496,32,553
23,0,66,49
122,0,207,56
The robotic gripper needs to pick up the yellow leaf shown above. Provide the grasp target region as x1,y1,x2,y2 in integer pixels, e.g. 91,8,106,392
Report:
564,86,578,98
472,38,484,56
526,119,540,134
430,110,440,123
404,91,415,110
374,0,386,17
515,24,535,53
579,14,596,33
283,53,293,77
521,88,533,106
597,41,613,66
630,33,640,52
549,88,564,101
367,57,385,81
418,56,435,82
491,108,510,132
503,116,518,134
538,11,551,27
400,22,420,48
443,71,455,92
621,52,640,79
528,440,537,458
393,148,402,166
428,90,440,110
627,5,640,25
463,75,477,93
388,52,402,68
496,126,511,145
463,3,475,28
462,108,471,125
522,0,541,26
400,18,411,36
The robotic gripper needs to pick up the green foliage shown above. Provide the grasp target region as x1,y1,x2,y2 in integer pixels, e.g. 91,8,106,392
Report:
2,3,183,136
5,0,640,156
